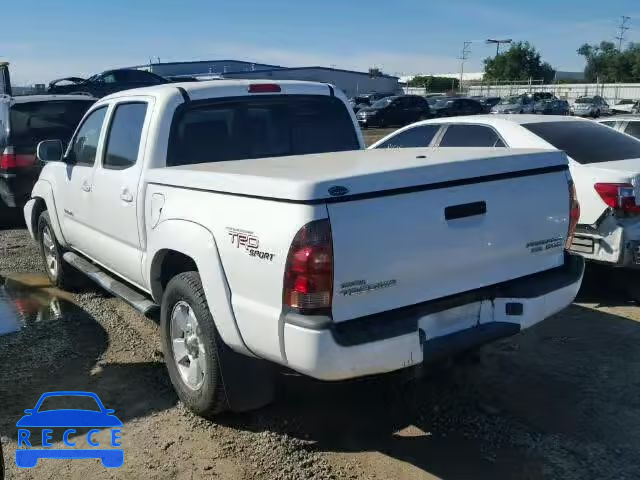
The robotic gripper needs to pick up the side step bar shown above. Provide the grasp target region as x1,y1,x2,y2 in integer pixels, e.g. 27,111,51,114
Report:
62,252,158,315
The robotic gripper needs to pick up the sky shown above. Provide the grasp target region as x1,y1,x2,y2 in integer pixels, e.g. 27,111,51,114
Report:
3,0,640,85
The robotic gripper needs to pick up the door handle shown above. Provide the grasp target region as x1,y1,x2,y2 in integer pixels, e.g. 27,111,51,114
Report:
120,189,133,203
445,201,487,220
81,181,91,192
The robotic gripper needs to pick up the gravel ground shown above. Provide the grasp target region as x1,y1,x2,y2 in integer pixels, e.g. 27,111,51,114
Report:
3,226,640,479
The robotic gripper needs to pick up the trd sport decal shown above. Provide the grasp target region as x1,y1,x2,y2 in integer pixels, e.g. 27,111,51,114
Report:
226,227,275,262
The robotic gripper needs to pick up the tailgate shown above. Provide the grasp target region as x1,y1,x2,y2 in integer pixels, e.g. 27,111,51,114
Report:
328,163,570,322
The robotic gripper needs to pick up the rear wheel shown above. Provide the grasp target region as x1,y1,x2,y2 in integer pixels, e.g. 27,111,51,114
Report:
161,271,228,417
37,211,78,290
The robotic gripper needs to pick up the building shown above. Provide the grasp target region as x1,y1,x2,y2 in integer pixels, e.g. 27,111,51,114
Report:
131,60,401,98
222,66,400,97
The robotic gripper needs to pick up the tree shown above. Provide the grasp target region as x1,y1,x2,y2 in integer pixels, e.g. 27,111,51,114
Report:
483,41,555,82
407,75,459,92
368,67,383,78
578,41,640,82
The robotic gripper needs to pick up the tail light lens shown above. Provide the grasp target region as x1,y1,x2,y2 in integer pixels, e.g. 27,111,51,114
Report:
0,147,36,170
566,180,580,249
594,183,640,213
248,83,281,93
283,219,333,314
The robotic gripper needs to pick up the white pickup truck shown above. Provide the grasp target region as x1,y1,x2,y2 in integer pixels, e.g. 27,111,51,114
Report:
24,80,584,417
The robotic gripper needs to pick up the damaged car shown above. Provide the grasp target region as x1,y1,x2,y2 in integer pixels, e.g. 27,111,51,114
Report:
370,115,640,269
48,69,169,98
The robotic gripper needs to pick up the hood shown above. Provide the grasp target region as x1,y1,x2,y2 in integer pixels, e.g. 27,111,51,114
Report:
48,77,86,87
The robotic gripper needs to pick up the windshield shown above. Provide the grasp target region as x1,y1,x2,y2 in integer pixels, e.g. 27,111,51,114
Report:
371,97,394,108
575,97,594,104
168,95,359,166
500,96,522,105
522,120,640,164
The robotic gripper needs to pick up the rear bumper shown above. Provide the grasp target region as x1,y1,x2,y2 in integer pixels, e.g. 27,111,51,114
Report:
283,255,584,381
0,171,38,209
570,216,640,268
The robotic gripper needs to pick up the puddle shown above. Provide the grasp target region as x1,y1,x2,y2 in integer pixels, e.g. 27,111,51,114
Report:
0,273,76,335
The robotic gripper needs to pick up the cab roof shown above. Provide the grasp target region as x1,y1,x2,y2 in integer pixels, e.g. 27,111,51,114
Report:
100,79,337,103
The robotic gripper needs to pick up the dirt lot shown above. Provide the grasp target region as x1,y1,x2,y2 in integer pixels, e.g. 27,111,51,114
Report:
361,128,396,147
3,221,640,479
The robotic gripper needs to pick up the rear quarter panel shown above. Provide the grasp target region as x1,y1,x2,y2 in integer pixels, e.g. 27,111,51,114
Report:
143,183,327,363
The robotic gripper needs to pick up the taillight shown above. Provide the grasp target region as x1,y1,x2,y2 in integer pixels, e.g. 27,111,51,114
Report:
283,219,333,314
248,83,281,93
594,183,640,213
566,180,580,249
0,147,35,169
0,151,16,169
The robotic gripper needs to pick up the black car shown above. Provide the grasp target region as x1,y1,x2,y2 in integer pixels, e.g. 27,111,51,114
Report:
349,92,395,112
533,99,570,115
430,97,484,117
356,95,431,128
48,69,169,98
0,95,95,219
477,96,501,113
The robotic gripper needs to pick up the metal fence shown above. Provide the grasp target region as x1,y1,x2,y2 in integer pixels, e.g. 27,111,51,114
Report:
404,80,640,105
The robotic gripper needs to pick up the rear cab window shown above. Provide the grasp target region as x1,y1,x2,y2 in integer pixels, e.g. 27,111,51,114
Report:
167,95,359,166
8,99,95,155
522,120,640,164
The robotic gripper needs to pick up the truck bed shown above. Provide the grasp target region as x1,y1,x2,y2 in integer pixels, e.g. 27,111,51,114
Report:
146,148,568,202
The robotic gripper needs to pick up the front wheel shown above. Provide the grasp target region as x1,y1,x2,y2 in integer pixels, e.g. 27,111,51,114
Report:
161,271,228,417
37,211,78,289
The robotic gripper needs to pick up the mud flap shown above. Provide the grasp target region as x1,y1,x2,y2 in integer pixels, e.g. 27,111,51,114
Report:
216,339,276,412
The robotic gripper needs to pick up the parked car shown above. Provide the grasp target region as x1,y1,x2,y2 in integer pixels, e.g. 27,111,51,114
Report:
491,95,534,114
370,115,640,269
48,69,169,98
571,96,610,117
476,96,501,113
348,92,394,112
356,95,431,127
429,97,483,117
25,80,582,417
0,95,95,217
597,116,640,141
612,99,639,114
533,99,570,115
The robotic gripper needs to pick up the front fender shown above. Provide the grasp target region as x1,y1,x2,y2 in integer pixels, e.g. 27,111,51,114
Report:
28,179,68,247
145,219,252,357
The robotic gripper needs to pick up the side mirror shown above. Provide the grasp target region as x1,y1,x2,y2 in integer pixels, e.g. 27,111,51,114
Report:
36,140,63,163
23,409,34,414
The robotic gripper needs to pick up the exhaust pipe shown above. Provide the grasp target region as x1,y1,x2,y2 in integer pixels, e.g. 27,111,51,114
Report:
0,62,12,96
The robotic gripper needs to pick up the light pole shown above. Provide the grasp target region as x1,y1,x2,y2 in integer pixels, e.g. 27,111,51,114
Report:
486,39,512,56
459,41,472,92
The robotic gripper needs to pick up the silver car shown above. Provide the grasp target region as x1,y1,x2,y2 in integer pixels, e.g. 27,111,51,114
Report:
571,95,610,118
490,95,534,114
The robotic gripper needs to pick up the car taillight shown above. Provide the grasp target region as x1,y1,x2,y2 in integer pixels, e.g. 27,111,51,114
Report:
566,180,580,249
594,183,640,213
0,147,35,169
283,219,333,314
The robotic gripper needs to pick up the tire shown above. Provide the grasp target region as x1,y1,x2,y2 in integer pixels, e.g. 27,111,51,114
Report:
161,271,228,417
37,211,78,290
593,110,600,118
